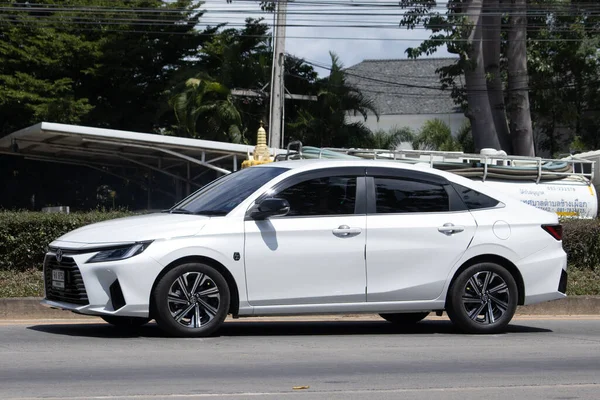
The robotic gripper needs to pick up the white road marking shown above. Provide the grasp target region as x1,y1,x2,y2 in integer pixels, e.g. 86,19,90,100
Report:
8,383,600,400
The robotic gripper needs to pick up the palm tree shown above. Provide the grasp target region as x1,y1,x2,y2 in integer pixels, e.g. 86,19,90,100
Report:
287,52,379,148
412,119,462,151
369,127,415,150
170,75,244,143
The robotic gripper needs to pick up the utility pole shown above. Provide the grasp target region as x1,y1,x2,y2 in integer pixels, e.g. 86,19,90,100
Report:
268,0,287,149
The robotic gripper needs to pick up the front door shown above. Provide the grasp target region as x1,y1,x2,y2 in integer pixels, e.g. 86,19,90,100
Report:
244,169,367,306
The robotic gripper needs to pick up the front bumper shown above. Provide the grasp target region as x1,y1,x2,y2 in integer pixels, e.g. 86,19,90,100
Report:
42,248,165,318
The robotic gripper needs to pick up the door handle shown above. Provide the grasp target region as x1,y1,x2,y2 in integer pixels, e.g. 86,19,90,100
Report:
438,223,465,235
332,225,362,237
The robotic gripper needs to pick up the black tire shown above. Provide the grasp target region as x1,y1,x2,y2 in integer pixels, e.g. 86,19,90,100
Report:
446,262,518,334
101,316,151,327
379,312,430,324
153,262,230,337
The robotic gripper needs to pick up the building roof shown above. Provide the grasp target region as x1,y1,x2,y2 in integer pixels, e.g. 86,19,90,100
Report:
344,58,462,116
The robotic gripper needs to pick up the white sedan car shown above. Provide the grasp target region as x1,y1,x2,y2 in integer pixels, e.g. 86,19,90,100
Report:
42,160,567,336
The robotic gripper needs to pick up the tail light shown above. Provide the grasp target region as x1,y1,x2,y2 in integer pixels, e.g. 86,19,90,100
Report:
542,224,563,240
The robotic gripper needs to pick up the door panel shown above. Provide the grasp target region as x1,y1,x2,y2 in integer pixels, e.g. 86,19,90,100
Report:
244,172,367,306
244,215,367,306
366,212,476,302
365,175,476,302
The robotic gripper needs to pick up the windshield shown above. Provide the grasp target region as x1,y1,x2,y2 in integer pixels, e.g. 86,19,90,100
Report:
169,166,288,216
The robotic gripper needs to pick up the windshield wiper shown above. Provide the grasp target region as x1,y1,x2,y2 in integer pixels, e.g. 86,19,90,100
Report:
169,208,194,214
193,210,229,216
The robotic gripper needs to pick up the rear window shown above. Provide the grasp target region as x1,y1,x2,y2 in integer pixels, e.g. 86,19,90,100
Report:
452,183,500,210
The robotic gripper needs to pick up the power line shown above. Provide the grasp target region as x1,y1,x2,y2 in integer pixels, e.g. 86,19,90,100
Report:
1,19,599,41
4,3,600,16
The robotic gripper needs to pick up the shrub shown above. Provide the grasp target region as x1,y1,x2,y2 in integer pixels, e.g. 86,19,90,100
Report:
561,218,600,272
0,211,599,275
0,210,136,271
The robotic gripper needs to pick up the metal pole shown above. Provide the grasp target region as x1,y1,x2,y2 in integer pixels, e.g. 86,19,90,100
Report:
268,0,287,149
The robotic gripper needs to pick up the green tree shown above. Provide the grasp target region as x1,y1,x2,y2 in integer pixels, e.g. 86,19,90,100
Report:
170,76,244,143
0,0,205,136
178,18,319,141
368,127,415,150
412,119,462,151
527,1,600,153
456,121,475,153
287,52,379,148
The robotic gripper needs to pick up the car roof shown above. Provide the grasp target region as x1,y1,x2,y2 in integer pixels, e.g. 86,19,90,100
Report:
262,159,445,175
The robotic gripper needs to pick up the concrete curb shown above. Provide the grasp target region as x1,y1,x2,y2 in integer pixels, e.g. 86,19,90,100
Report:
1,296,599,320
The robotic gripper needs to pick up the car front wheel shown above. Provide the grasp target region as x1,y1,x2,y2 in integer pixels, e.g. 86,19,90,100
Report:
446,263,518,334
153,262,230,337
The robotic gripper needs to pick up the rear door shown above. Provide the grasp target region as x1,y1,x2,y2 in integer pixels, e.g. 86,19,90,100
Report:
365,167,477,302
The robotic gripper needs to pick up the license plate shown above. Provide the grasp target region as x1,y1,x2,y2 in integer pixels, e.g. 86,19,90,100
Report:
52,270,65,289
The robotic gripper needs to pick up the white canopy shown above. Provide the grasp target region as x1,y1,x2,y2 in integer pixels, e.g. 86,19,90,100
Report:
0,122,285,199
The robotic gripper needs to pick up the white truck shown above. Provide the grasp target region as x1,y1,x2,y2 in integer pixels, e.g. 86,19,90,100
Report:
278,143,598,219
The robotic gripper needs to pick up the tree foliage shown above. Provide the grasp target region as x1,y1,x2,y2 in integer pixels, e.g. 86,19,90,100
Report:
527,0,600,154
399,0,600,156
369,126,416,150
0,0,206,136
167,18,319,141
412,119,462,151
286,52,379,148
170,76,244,142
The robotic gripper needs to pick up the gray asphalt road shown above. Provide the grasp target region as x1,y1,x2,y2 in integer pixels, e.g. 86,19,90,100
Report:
0,317,599,400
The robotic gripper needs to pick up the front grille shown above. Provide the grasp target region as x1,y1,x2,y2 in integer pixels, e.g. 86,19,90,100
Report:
44,254,89,305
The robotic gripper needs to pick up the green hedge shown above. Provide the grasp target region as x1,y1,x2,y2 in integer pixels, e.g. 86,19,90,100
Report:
0,211,599,273
561,218,600,272
0,211,136,271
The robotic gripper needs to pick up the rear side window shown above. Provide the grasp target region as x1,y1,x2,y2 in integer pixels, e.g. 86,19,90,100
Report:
452,183,499,210
374,177,449,213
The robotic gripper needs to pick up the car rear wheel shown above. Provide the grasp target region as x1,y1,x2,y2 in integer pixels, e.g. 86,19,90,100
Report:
446,262,518,334
379,312,430,324
153,262,230,337
101,316,151,327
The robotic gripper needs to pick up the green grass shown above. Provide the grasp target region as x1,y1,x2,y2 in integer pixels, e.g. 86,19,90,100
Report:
566,268,600,296
0,267,599,298
0,269,44,298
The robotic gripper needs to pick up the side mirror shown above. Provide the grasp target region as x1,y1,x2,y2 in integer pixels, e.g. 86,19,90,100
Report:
250,198,290,220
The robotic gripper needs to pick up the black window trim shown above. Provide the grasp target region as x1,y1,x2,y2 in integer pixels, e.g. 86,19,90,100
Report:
365,166,449,185
246,167,367,219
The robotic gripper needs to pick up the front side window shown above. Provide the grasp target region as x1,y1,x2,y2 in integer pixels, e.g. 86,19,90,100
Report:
374,177,449,213
171,166,288,216
275,176,357,216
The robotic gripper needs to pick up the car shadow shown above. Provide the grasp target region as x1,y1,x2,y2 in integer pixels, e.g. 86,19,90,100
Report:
26,319,552,339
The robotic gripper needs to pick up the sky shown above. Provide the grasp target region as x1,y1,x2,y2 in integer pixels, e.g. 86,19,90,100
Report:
199,0,452,75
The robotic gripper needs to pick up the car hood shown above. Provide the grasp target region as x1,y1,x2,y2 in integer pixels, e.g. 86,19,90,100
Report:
54,213,210,246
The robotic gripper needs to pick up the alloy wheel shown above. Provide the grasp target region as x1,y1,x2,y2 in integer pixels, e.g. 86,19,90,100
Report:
461,271,510,325
167,272,221,329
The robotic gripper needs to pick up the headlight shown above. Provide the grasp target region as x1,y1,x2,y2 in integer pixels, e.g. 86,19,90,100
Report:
86,241,153,263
